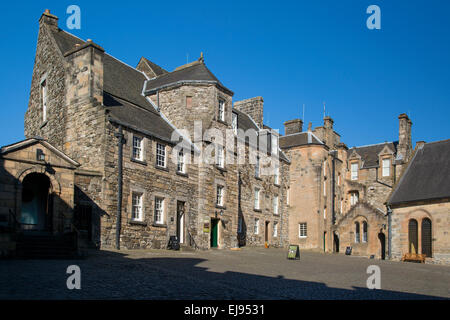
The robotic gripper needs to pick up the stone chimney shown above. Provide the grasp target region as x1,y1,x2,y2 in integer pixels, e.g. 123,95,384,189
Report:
397,113,413,163
324,116,334,130
39,9,58,29
415,140,426,150
64,39,105,105
284,119,303,135
233,97,264,128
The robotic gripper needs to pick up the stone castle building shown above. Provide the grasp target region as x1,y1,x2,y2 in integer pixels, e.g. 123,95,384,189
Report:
280,114,414,259
0,10,448,264
0,10,290,252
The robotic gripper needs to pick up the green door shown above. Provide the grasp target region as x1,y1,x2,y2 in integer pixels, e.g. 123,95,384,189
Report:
211,219,218,248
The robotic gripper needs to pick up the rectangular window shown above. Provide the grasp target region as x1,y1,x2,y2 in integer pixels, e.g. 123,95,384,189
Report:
382,158,390,177
232,112,238,135
156,143,166,167
299,223,307,238
254,218,259,234
351,163,358,180
186,96,192,109
271,134,278,156
41,80,47,122
131,192,143,221
273,196,279,215
132,136,143,161
154,197,164,224
273,222,278,237
350,192,359,206
216,185,224,206
255,157,260,178
218,99,225,122
274,164,280,185
216,146,224,168
254,188,260,210
177,149,185,173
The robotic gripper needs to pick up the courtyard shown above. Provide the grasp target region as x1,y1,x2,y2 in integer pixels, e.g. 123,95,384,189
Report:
0,247,449,300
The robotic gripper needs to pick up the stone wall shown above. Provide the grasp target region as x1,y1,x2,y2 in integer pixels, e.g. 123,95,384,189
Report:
234,97,264,129
390,200,450,265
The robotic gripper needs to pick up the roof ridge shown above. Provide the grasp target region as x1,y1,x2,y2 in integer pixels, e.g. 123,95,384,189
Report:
350,141,393,149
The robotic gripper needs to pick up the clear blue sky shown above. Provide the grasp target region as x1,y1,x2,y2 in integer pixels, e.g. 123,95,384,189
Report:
1,0,449,148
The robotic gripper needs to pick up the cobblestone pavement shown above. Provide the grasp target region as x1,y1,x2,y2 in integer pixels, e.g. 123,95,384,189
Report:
1,247,449,299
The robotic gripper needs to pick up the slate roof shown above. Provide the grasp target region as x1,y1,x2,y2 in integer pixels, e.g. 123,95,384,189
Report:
144,61,233,95
233,108,259,131
279,132,323,149
347,142,398,168
50,28,177,141
388,139,450,205
140,57,168,77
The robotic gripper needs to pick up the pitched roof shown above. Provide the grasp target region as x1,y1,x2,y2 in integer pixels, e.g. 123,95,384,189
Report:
279,132,323,149
348,142,398,168
388,139,450,205
140,57,168,77
144,61,233,95
0,137,80,167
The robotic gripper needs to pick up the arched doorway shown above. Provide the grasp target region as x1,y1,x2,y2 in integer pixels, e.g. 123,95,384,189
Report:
378,232,386,260
408,219,418,254
333,232,340,253
20,173,52,231
421,218,432,257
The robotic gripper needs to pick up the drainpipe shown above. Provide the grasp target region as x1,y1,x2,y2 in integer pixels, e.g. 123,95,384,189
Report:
387,205,392,259
330,150,336,225
114,125,125,250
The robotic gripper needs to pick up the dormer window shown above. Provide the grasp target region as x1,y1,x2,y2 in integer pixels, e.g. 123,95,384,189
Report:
41,79,47,122
232,112,238,135
351,162,358,180
271,134,278,156
218,99,225,122
382,158,390,177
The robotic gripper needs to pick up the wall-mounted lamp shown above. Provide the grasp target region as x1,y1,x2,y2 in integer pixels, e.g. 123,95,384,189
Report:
36,149,45,161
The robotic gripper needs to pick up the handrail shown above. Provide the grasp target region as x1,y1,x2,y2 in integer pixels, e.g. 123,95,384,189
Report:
187,229,199,250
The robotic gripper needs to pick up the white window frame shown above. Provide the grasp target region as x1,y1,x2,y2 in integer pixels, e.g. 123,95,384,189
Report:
154,197,164,224
273,222,278,237
350,191,359,206
177,149,185,173
218,99,225,122
156,143,166,167
382,158,390,177
299,223,307,238
41,79,47,122
216,185,224,207
273,196,279,215
232,112,238,135
132,136,143,161
254,188,260,210
216,146,224,168
254,218,260,235
131,192,143,221
274,164,280,185
271,134,278,156
351,162,358,180
255,157,260,178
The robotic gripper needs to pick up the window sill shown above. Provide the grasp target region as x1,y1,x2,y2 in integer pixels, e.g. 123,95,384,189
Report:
217,119,228,126
131,158,147,166
155,165,169,172
40,120,48,129
299,236,307,239
152,222,167,228
215,205,226,210
274,183,280,188
255,176,262,181
176,171,188,178
253,208,262,213
129,220,147,226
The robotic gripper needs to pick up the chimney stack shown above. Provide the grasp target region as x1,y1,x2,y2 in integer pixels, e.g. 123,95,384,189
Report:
233,97,264,128
284,119,303,135
397,113,413,163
